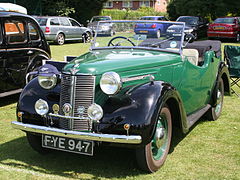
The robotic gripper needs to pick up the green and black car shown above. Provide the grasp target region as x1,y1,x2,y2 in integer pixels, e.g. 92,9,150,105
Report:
12,20,231,172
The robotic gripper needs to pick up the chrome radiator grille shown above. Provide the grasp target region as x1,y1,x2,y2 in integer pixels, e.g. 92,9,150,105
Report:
59,73,95,131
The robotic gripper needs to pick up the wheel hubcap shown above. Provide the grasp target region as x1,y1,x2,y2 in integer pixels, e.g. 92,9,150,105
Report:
215,89,222,114
152,116,168,160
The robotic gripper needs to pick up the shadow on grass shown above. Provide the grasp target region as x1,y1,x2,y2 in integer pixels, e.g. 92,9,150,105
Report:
0,136,144,179
0,94,19,107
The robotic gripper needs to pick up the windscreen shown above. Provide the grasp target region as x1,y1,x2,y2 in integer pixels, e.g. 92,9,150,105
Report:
214,18,235,24
91,20,185,53
35,17,48,26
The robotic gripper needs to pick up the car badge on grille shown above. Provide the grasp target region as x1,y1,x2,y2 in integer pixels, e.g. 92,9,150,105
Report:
70,68,78,75
62,103,72,116
52,104,60,114
77,106,85,116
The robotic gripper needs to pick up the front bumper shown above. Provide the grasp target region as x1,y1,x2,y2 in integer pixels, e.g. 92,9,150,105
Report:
207,31,237,38
11,121,142,144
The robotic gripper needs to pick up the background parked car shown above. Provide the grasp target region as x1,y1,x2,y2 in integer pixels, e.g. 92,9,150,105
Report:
87,16,114,36
207,17,240,42
34,16,93,45
167,16,208,40
0,11,50,97
134,16,169,38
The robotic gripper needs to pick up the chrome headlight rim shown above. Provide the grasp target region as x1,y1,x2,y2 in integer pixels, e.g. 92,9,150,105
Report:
38,74,58,90
87,103,103,122
35,99,49,116
100,71,122,95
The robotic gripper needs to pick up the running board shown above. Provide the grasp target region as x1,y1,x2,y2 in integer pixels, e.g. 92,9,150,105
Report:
0,89,22,97
187,104,211,128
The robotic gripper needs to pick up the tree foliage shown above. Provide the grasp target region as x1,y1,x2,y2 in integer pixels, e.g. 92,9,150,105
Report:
41,0,107,24
167,0,240,21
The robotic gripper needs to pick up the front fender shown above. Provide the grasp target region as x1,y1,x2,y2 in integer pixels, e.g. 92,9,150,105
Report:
17,78,60,125
99,81,186,145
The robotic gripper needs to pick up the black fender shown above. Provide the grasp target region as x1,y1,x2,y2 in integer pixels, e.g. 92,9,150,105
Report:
99,81,187,146
17,78,60,126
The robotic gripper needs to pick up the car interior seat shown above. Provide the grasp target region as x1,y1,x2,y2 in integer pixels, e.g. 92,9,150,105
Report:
182,49,199,66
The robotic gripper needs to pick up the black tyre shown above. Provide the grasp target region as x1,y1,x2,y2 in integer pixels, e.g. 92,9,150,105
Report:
206,78,224,120
55,33,65,45
27,133,50,154
82,32,91,43
136,106,172,172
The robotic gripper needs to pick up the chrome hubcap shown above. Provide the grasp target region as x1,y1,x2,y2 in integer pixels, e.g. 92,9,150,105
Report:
155,126,165,148
215,89,222,114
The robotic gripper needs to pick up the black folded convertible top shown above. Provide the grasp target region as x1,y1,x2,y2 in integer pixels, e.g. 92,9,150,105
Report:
185,40,221,57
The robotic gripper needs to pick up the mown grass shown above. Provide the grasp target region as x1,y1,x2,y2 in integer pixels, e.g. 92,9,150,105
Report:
0,41,240,179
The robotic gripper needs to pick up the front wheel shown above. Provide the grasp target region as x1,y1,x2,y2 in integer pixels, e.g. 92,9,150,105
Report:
206,78,224,120
136,106,172,172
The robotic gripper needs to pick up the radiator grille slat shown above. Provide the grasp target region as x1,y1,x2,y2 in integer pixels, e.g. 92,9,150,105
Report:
59,73,95,131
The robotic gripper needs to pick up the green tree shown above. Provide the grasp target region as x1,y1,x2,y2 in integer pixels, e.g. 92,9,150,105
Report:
167,0,240,21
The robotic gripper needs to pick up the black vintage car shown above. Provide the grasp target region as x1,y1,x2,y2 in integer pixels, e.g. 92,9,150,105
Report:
167,16,208,41
0,11,51,97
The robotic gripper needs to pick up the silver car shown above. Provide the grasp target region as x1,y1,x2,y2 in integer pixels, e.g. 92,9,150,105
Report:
34,16,92,45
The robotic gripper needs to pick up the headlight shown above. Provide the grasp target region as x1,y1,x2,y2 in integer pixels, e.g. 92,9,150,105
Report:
38,75,57,89
100,72,122,95
87,103,103,122
35,99,49,115
184,29,194,33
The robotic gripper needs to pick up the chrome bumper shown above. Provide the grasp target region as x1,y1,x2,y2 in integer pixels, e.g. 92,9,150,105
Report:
11,121,142,144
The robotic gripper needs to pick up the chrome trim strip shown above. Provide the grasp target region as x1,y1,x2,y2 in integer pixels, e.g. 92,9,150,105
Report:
122,74,155,83
48,113,90,120
208,31,236,35
11,121,142,144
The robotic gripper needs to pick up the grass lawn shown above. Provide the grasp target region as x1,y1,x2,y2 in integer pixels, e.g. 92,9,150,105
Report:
0,41,240,179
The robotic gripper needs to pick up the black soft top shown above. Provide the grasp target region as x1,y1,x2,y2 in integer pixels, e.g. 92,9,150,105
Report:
185,40,221,57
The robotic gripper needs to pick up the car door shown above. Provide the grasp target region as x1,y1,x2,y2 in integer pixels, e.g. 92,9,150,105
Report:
176,55,218,115
59,17,72,39
4,17,30,90
68,18,84,39
0,21,7,93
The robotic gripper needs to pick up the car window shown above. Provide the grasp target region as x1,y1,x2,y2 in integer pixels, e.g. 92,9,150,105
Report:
177,17,199,25
91,17,111,22
4,19,27,44
214,18,235,24
59,18,70,26
35,17,48,26
69,19,81,27
28,22,40,41
50,18,60,26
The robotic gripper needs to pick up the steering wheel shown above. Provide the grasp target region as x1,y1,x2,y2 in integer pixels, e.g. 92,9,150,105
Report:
108,36,136,47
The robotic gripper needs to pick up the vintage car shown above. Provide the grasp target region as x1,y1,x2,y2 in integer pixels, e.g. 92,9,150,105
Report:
12,20,231,173
134,16,170,38
207,17,240,41
0,11,51,97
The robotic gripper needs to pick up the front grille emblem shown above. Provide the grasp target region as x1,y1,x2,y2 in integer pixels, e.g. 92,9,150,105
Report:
77,106,85,116
52,104,59,114
62,103,72,116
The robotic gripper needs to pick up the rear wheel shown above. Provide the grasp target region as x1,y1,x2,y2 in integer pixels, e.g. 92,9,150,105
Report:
136,105,172,172
27,133,50,154
206,78,224,120
82,32,91,43
55,33,65,45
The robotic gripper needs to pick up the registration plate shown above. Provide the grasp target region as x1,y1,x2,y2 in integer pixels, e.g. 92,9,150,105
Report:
213,26,225,30
42,134,94,156
140,30,148,33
